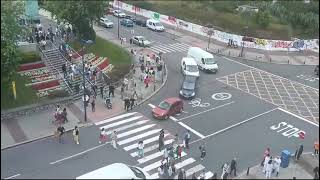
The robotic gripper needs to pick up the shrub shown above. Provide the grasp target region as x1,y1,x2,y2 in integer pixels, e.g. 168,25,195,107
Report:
19,51,42,64
255,10,271,28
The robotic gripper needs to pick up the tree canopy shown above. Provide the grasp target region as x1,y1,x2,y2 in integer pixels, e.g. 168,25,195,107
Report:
1,1,24,84
43,0,107,41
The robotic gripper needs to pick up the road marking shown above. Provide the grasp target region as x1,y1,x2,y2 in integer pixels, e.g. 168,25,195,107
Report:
130,139,174,157
278,108,319,127
148,103,156,108
49,143,109,165
118,129,161,145
137,150,164,164
4,174,21,179
117,124,156,138
198,171,214,179
211,92,232,101
124,134,169,151
178,122,205,139
189,108,278,145
110,120,150,133
142,152,187,172
185,164,205,177
100,116,143,130
95,112,137,125
178,101,235,121
169,116,178,121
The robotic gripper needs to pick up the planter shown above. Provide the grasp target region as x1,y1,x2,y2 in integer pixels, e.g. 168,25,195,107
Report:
97,58,110,70
31,80,60,91
18,62,46,72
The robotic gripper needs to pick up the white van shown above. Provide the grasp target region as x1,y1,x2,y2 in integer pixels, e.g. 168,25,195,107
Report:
146,19,165,32
181,57,200,77
187,47,218,73
76,163,151,179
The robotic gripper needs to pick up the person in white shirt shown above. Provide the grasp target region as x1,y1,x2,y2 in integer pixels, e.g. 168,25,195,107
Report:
137,141,144,158
265,158,273,178
263,154,270,174
221,162,230,179
273,156,281,177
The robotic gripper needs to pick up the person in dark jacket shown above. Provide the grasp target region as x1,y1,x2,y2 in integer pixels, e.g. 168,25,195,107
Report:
109,84,115,97
159,129,165,151
230,158,237,176
295,144,304,160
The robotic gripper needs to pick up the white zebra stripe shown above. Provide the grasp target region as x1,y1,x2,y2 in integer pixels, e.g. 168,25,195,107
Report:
130,139,174,157
95,112,137,125
142,152,187,172
150,46,171,53
123,134,169,151
137,150,164,164
166,44,188,52
118,129,161,145
109,120,150,133
99,116,143,130
185,164,205,177
117,124,156,139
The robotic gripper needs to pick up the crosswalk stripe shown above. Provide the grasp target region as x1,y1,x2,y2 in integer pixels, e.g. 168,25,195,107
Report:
185,164,205,177
123,134,169,151
176,43,190,49
130,139,174,157
155,44,173,51
100,116,143,130
95,112,137,125
150,46,171,53
118,129,161,145
110,120,150,133
149,158,196,179
180,43,191,48
148,47,161,54
117,124,156,139
142,152,187,172
166,44,188,52
137,150,164,164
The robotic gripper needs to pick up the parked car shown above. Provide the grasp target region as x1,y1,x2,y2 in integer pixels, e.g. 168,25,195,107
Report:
129,36,151,47
76,163,150,179
179,75,198,99
315,65,319,76
152,97,183,119
181,57,200,77
146,19,165,31
125,15,136,22
135,19,147,27
120,19,134,27
113,10,126,18
99,17,113,28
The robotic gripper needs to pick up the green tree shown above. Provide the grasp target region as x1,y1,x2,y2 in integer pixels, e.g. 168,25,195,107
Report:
44,1,107,41
1,1,24,84
255,10,271,28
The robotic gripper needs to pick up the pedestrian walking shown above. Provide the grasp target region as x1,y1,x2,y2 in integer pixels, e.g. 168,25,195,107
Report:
221,162,230,179
109,84,115,97
163,147,169,162
178,169,184,179
72,126,80,144
184,130,191,149
137,140,144,158
91,99,95,112
192,172,197,179
100,85,104,99
159,129,165,151
130,96,135,110
230,158,237,176
174,134,179,145
62,107,68,123
265,159,273,179
313,166,319,179
158,164,165,178
263,154,270,174
62,64,67,78
199,170,206,179
121,83,125,99
99,128,107,144
261,147,271,166
170,160,176,175
56,125,65,143
177,145,182,160
199,143,206,160
124,97,130,111
111,131,117,149
295,144,304,160
273,156,281,177
314,140,319,156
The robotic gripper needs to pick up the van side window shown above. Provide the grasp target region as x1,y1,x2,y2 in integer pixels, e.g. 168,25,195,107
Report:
201,58,205,64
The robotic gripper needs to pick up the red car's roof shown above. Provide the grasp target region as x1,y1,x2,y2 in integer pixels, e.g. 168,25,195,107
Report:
163,97,181,104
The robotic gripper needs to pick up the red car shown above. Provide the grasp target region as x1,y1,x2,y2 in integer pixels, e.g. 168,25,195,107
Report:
152,97,183,119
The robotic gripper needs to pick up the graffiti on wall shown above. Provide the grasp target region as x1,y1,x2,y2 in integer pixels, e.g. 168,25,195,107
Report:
132,6,141,13
254,38,268,46
271,40,291,48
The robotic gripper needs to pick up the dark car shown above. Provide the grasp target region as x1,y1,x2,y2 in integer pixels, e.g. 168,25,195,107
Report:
179,75,198,99
152,97,183,120
125,15,136,22
120,19,134,27
135,19,147,27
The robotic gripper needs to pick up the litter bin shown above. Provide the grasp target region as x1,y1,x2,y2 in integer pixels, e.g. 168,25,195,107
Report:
280,149,291,168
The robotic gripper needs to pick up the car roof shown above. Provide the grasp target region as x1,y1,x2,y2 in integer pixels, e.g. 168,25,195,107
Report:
182,57,197,65
184,75,197,82
164,97,181,104
76,163,135,179
134,36,144,38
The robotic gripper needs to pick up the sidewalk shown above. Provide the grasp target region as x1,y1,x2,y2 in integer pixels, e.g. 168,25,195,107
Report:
1,17,167,149
237,154,318,179
165,28,319,66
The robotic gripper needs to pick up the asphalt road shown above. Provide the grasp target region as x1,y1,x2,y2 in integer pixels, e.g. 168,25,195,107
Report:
1,14,318,179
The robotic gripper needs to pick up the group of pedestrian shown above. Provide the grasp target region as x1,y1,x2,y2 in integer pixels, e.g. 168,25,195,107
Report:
54,125,79,145
260,147,282,178
53,105,68,124
123,91,137,111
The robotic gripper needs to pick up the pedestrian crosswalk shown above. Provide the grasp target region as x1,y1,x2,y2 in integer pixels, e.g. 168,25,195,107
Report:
149,43,190,54
95,112,214,179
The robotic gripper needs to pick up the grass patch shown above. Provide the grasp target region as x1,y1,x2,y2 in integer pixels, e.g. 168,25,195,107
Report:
18,51,42,64
69,35,132,82
1,73,45,110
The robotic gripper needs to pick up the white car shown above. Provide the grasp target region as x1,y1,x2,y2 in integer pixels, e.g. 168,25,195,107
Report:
76,163,151,179
99,17,113,28
113,10,126,18
146,19,165,32
129,36,151,47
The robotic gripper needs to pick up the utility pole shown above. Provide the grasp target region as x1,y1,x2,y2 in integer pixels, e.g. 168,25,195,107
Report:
117,17,120,39
240,26,248,57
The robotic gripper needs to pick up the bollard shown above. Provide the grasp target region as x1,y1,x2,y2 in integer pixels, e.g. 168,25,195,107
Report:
246,167,250,176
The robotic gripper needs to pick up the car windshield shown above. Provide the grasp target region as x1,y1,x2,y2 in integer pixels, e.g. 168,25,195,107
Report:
187,65,198,72
154,22,162,27
204,58,216,65
158,101,171,110
129,166,146,179
183,82,195,90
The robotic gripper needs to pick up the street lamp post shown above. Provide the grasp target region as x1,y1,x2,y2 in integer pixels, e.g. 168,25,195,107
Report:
82,51,87,122
240,26,248,57
117,17,120,39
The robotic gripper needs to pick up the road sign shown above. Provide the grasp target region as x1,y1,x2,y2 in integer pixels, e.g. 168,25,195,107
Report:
153,13,160,20
211,92,232,101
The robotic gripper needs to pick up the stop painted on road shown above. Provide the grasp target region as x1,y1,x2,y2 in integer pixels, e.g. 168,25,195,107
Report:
211,92,232,101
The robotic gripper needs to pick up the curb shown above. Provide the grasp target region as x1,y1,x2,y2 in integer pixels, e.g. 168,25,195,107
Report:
1,122,92,150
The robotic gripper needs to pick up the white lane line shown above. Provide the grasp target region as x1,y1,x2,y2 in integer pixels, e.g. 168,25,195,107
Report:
118,129,161,145
49,143,109,165
142,152,187,172
130,139,174,157
178,101,235,121
169,116,178,122
178,122,205,139
117,124,156,139
95,112,137,125
189,108,278,145
124,134,169,151
100,116,143,130
148,103,156,108
109,120,150,133
4,174,21,179
278,108,319,127
137,150,164,164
